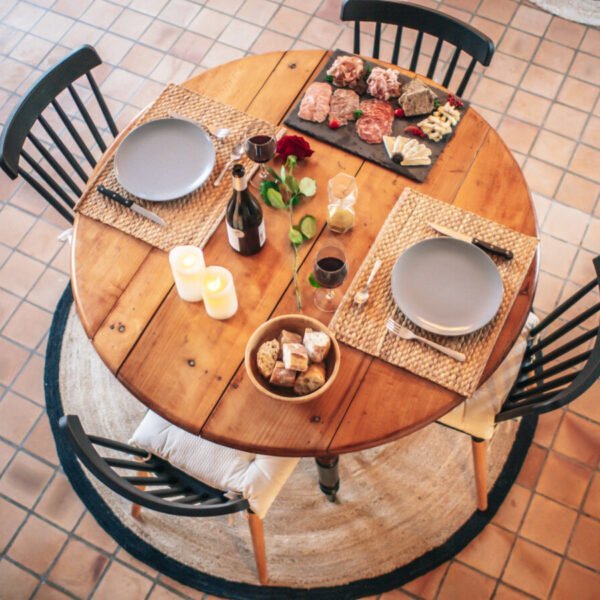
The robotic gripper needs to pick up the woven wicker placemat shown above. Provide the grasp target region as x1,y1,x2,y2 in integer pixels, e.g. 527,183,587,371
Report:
329,188,539,397
75,84,273,251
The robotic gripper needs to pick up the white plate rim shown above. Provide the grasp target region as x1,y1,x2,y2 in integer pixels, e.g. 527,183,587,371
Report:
390,237,504,336
114,117,216,202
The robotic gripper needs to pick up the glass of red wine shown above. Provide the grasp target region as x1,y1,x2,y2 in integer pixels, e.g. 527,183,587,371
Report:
244,123,277,189
313,245,349,312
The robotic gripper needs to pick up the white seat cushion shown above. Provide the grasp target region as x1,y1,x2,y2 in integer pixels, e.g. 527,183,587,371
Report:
129,411,299,519
437,312,539,440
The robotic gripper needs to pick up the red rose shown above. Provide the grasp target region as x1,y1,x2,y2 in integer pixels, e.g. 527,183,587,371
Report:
276,135,314,160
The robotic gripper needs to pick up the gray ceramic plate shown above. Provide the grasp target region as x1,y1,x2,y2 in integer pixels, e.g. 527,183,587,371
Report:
115,118,215,201
391,237,504,336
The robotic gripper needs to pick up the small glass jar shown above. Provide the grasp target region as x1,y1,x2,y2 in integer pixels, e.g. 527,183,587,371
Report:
327,173,358,234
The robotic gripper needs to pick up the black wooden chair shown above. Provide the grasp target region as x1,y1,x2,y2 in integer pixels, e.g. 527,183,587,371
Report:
0,45,118,223
59,415,269,584
439,255,600,511
340,0,495,96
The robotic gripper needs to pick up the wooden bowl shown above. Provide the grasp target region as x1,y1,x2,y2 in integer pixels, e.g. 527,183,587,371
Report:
245,314,341,403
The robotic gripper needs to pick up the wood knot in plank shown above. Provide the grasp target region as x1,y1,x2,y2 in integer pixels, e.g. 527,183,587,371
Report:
187,359,195,367
310,415,321,423
118,324,126,332
288,62,297,69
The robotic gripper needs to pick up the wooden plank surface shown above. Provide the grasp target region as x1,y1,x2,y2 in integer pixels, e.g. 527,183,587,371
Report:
71,50,538,456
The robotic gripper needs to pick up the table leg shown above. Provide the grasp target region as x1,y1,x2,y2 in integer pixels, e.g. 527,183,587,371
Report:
315,456,340,502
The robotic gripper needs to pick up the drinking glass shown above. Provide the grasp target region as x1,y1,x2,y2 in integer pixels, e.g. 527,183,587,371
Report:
244,123,277,189
313,245,349,312
327,173,358,233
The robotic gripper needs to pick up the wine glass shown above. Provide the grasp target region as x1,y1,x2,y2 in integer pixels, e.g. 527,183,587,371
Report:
313,245,349,312
244,123,277,189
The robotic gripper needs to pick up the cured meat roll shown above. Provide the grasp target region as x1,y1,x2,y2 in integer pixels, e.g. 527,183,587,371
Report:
326,55,365,88
356,99,394,144
366,67,401,101
298,82,333,123
329,89,360,126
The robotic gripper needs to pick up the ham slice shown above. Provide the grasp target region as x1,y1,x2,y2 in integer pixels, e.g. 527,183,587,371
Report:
326,56,365,88
366,68,401,101
298,82,332,123
356,99,394,144
329,89,360,126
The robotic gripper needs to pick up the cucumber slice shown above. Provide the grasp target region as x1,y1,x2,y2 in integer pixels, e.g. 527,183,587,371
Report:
299,214,317,240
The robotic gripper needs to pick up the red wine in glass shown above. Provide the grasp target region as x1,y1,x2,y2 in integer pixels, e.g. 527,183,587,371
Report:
314,246,348,312
245,134,276,163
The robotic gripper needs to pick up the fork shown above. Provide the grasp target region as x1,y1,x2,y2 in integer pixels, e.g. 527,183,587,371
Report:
386,318,466,362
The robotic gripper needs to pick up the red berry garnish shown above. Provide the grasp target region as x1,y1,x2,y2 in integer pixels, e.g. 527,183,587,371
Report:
404,125,425,138
394,107,405,118
447,93,464,108
328,118,341,129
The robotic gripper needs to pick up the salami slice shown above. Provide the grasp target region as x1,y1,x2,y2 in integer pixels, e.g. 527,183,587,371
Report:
356,99,393,144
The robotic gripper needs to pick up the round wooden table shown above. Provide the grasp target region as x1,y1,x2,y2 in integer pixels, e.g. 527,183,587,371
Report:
71,51,538,470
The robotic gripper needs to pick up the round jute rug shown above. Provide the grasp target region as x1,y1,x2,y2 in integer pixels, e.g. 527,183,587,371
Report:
45,287,536,599
529,0,599,25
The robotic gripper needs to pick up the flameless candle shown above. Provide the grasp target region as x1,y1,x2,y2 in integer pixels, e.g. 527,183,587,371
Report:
201,266,238,320
169,246,206,302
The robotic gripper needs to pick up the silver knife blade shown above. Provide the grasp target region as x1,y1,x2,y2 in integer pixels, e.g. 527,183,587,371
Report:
428,222,471,242
131,203,167,227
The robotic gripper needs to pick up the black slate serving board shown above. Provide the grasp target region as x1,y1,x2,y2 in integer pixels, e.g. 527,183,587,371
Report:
283,49,470,183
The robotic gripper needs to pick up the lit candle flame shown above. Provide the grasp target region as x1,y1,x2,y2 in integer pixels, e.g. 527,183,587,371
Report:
206,276,222,293
182,255,196,268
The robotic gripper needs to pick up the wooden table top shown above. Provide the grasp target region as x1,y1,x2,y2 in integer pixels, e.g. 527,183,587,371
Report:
71,50,538,457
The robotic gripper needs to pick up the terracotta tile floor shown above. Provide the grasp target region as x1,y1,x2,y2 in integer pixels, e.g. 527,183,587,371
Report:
0,0,599,598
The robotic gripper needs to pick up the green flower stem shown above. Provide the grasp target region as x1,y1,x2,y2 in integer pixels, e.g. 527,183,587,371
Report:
289,199,302,311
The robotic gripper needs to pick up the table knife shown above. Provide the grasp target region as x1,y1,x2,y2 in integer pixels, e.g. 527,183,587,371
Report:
97,185,166,228
428,223,513,260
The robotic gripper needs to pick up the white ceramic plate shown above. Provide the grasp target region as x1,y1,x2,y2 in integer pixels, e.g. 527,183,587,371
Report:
391,237,504,336
115,118,215,201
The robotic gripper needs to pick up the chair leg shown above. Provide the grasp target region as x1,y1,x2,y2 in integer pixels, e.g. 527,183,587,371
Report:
247,511,268,585
131,469,149,520
471,437,488,511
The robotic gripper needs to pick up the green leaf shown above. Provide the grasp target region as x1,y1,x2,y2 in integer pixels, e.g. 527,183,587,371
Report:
259,180,279,205
266,187,286,209
289,227,303,246
325,74,333,83
265,166,281,182
285,155,297,172
364,64,372,74
308,273,322,288
280,165,287,184
298,177,316,197
433,97,440,109
291,193,301,206
299,214,317,239
353,109,363,119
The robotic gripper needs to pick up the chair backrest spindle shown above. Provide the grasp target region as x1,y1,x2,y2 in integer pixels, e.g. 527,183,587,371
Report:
341,0,495,96
0,45,118,223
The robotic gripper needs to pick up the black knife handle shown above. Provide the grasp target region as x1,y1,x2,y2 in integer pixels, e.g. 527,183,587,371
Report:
97,185,133,207
473,238,513,260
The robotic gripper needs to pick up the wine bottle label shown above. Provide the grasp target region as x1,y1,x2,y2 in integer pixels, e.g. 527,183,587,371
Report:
258,221,266,247
226,223,244,251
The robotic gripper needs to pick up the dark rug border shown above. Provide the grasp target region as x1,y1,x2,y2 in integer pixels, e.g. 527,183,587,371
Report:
45,286,537,600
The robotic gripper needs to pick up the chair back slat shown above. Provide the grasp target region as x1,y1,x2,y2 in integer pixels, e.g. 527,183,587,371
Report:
59,415,249,517
37,114,89,184
442,47,461,89
20,149,76,208
496,256,600,422
527,302,600,356
517,351,591,388
523,328,597,371
86,72,118,137
51,99,97,168
391,25,403,65
18,167,74,223
104,457,159,471
426,38,444,79
27,132,83,198
409,30,423,72
67,84,108,152
373,21,382,58
456,56,477,97
0,45,117,222
341,0,494,95
354,21,361,54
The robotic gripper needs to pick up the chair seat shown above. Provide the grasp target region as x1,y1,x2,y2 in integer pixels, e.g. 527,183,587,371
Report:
437,312,539,440
129,411,299,519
